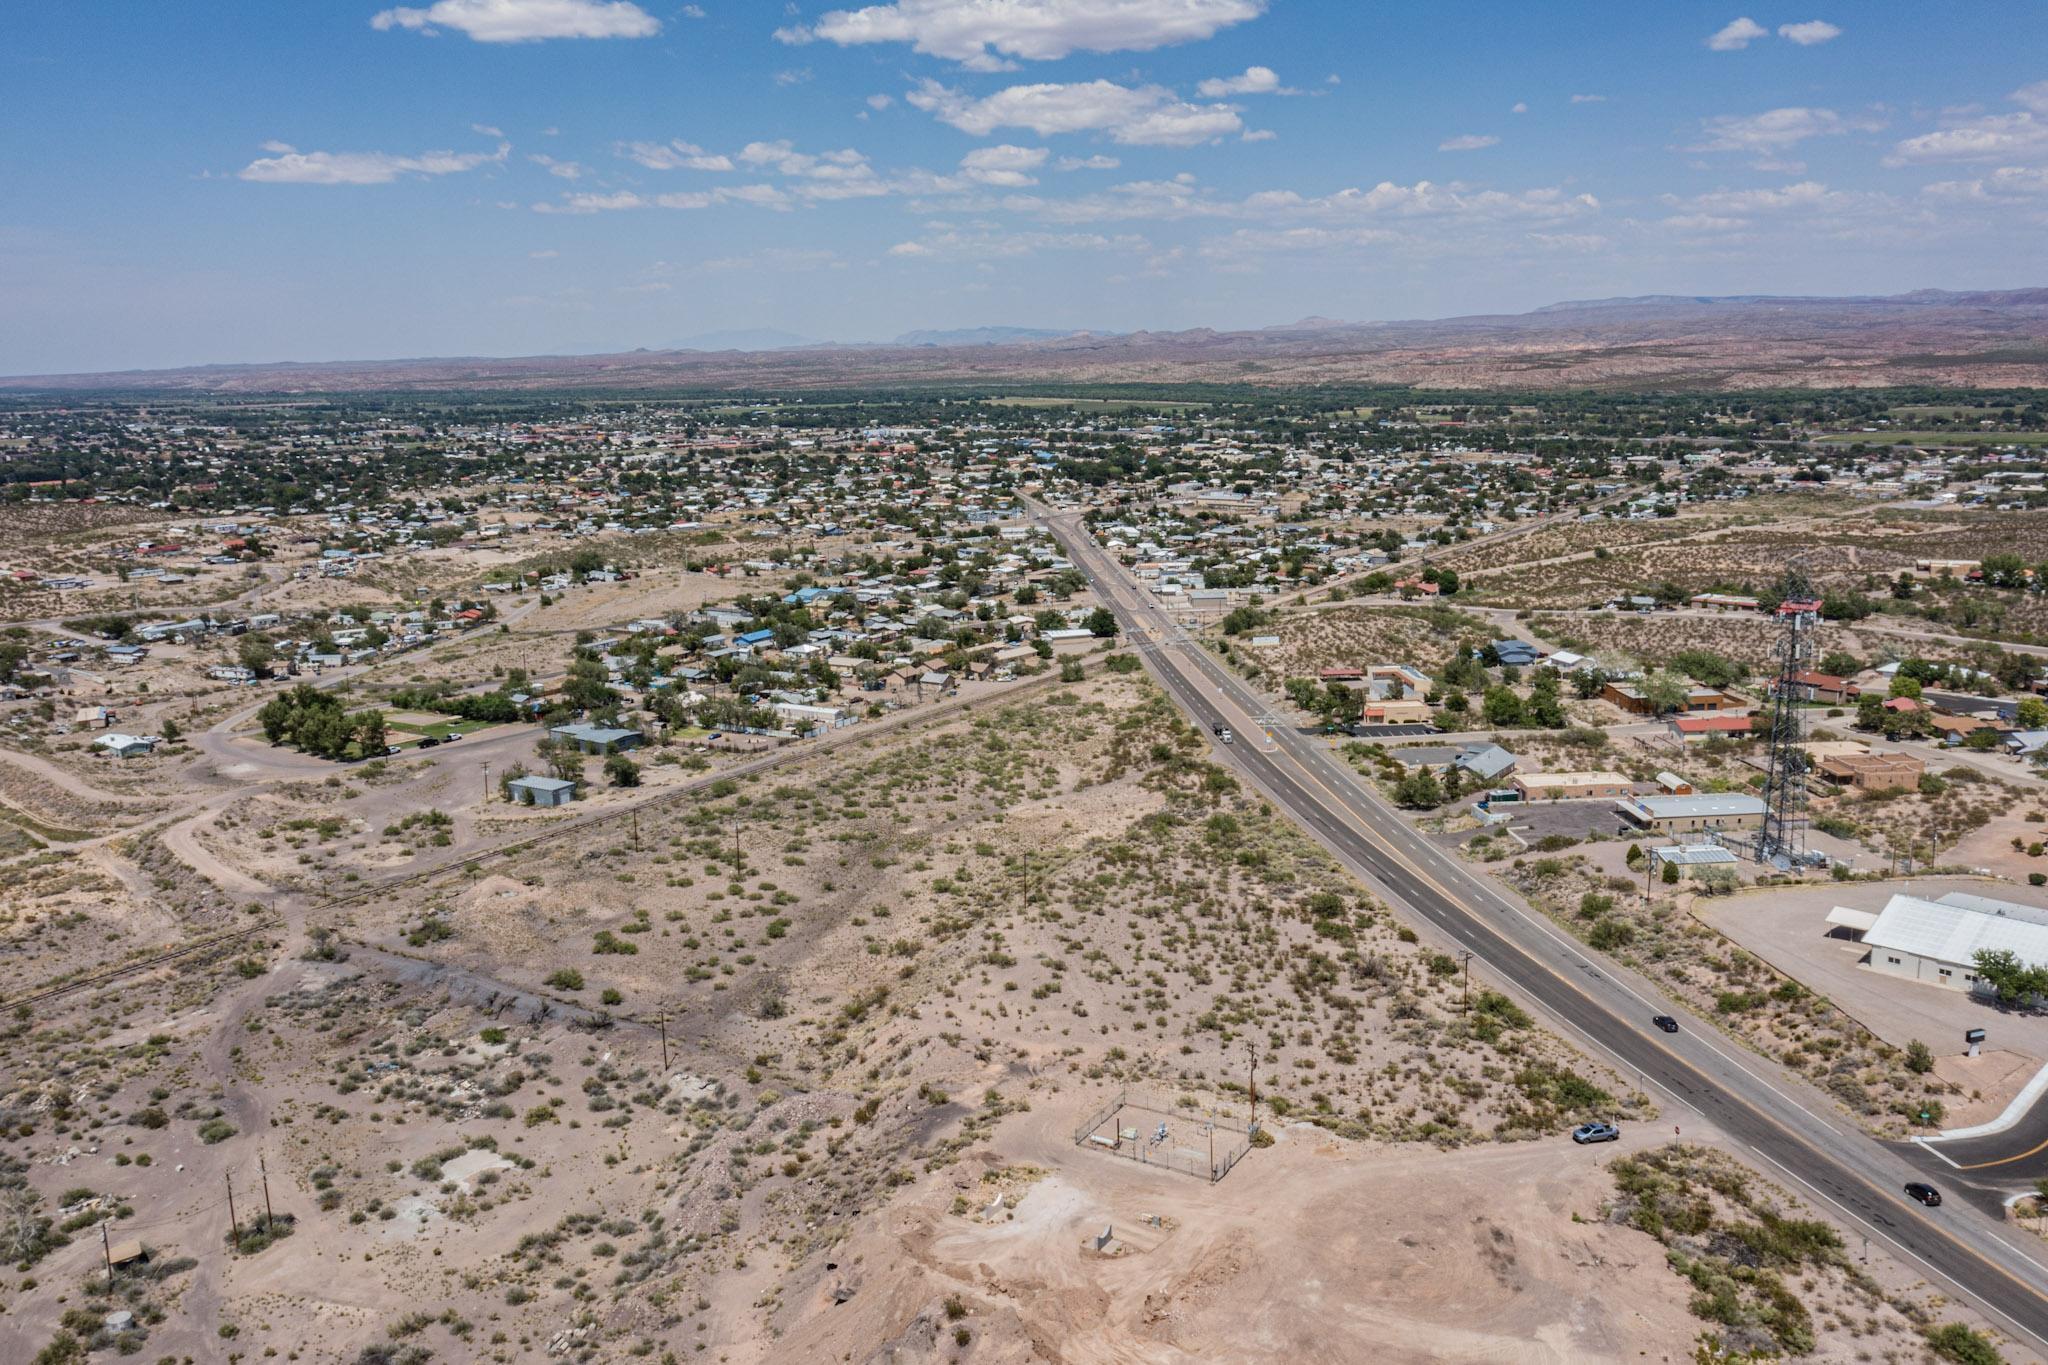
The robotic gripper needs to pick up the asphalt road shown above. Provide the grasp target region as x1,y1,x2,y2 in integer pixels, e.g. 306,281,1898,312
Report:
1912,1104,2048,1218
1034,500,2048,1354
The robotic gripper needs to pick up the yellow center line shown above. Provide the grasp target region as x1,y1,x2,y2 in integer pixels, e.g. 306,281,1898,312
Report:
1960,1133,2048,1172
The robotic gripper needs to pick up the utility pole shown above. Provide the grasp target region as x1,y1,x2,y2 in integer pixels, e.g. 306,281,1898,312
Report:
632,807,640,851
483,762,491,802
1461,951,1474,1010
658,1014,669,1071
226,1174,241,1252
101,1222,114,1283
259,1153,275,1231
1245,1037,1258,1129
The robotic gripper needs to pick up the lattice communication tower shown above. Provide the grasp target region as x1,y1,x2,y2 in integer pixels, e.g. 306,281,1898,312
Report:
1756,572,1821,868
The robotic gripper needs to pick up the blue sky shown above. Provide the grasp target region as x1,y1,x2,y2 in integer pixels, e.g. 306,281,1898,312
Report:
5,0,2046,373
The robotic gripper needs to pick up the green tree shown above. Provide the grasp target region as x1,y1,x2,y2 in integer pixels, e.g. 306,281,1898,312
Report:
1972,948,2048,1008
604,753,642,787
237,634,275,676
1481,685,1524,728
1641,671,1690,715
1084,607,1119,638
1393,769,1444,809
2017,697,2048,731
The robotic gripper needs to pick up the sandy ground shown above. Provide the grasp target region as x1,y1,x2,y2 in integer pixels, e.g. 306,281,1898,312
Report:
774,1091,1707,1364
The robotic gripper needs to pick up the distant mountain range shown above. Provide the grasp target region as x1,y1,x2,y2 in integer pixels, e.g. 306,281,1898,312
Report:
10,288,2048,393
665,328,820,352
891,326,1108,347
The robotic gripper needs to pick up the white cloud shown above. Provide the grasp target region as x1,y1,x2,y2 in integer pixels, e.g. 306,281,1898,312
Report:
1510,101,1527,114
680,3,705,15
885,228,1147,261
866,93,894,109
620,139,735,171
1438,134,1499,151
1887,87,2048,167
1777,20,1841,45
1570,93,1606,104
777,0,1264,65
1889,113,2048,165
907,77,1243,146
1658,180,1891,230
529,248,560,258
1196,66,1280,98
1056,154,1121,171
532,182,799,213
529,153,585,179
239,141,508,184
371,0,659,42
959,144,1049,186
982,175,1598,229
1706,17,1767,51
774,67,814,87
1692,106,1880,152
471,122,505,137
1922,165,2048,200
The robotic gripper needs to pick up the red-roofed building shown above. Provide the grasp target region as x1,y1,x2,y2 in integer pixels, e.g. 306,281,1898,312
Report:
1774,671,1860,705
1669,713,1758,741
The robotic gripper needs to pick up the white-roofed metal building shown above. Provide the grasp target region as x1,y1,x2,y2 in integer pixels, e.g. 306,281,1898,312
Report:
1855,891,2048,994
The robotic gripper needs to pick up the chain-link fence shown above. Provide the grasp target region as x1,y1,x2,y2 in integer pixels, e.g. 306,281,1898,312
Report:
1073,1087,1255,1183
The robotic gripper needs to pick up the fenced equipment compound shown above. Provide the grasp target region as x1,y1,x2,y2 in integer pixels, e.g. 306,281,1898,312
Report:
1073,1086,1256,1183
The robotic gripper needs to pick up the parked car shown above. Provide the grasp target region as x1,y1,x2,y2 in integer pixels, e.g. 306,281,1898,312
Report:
1571,1122,1621,1144
417,736,441,749
1904,1182,1942,1207
1653,1015,1679,1033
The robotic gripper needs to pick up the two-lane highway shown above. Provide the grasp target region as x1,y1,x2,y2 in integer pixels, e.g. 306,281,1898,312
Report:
1035,500,2048,1353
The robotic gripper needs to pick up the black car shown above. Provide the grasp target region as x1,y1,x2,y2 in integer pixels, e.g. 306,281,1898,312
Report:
1653,1015,1679,1033
1904,1182,1942,1207
417,736,441,749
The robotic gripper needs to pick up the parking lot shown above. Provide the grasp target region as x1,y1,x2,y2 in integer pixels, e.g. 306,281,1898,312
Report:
1695,876,2048,1063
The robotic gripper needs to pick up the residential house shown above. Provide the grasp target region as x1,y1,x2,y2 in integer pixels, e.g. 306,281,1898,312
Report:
507,775,577,807
1817,752,1924,791
549,723,644,755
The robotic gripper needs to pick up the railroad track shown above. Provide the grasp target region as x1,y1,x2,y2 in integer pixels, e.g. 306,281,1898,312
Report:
0,923,275,1012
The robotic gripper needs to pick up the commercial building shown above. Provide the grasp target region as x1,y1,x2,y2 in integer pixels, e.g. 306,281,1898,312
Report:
1614,793,1767,833
1648,844,1739,879
1844,891,2048,994
1513,770,1632,801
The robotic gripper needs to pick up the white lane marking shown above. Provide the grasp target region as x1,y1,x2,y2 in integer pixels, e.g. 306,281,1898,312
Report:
1916,1139,1965,1171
